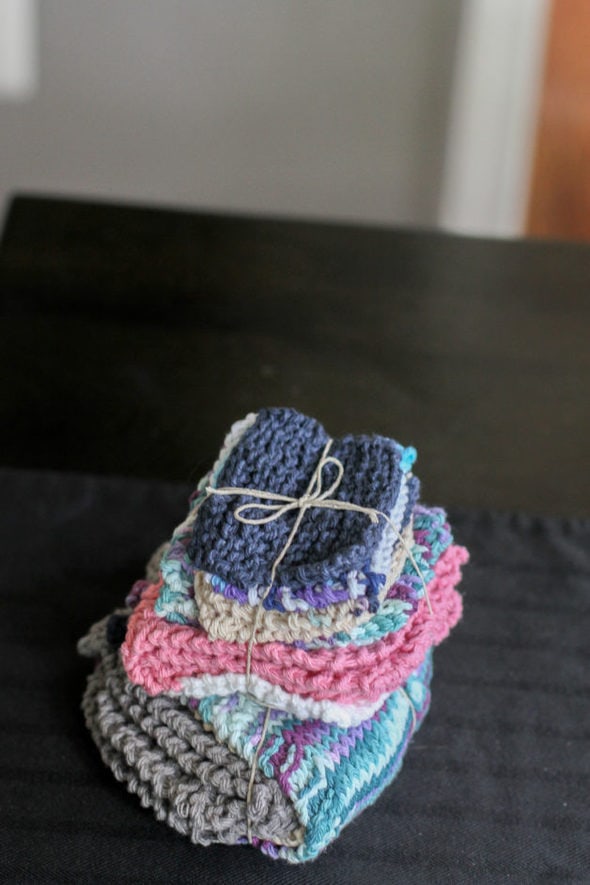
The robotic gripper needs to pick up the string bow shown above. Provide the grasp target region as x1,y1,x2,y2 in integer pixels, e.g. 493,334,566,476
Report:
207,439,380,531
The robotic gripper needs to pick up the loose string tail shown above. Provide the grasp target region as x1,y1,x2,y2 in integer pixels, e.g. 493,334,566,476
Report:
205,438,432,844
399,685,418,733
244,705,271,844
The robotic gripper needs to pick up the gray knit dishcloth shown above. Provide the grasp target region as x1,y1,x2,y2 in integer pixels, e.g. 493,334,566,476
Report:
78,614,303,849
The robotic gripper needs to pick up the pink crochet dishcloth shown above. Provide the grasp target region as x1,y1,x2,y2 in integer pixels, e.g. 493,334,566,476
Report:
122,544,467,705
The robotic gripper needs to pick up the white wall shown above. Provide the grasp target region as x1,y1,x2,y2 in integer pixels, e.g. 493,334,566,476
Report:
0,0,461,225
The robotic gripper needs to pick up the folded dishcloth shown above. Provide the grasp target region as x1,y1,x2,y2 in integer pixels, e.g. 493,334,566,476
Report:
187,407,418,588
78,613,303,849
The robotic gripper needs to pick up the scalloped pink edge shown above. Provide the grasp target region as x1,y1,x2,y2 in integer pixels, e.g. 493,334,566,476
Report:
122,544,468,704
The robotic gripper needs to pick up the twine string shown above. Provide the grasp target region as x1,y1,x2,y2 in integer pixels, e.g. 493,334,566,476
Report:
206,441,432,630
205,438,431,844
399,686,418,733
244,705,271,845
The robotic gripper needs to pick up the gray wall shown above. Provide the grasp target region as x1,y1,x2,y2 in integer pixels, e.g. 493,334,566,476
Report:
0,1,461,225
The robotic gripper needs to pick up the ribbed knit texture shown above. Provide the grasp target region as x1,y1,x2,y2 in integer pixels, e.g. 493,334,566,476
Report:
79,617,303,848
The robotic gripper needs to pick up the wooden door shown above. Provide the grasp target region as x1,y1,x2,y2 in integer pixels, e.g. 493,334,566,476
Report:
527,0,590,240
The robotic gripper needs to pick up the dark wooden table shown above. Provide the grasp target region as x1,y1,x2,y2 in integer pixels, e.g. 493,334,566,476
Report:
1,195,589,884
1,194,589,516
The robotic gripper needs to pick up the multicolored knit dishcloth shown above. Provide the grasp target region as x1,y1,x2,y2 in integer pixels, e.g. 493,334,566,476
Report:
79,407,468,862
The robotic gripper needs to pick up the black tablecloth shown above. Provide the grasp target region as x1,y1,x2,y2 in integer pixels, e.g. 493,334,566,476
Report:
1,467,588,884
2,196,590,518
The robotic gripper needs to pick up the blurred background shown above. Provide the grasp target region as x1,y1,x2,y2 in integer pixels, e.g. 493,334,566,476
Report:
2,0,585,241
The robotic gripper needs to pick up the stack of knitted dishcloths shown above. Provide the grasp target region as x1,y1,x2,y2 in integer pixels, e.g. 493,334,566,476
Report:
78,408,469,862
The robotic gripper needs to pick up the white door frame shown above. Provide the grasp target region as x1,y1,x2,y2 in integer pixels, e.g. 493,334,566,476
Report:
439,0,550,238
0,0,38,100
